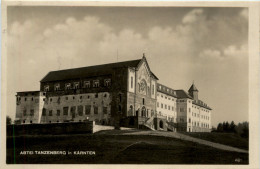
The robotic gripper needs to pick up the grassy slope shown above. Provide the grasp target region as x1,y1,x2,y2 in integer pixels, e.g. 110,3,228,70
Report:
179,132,249,150
7,132,248,164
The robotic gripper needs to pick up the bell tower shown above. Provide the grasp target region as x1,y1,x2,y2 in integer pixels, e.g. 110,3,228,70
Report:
188,82,199,101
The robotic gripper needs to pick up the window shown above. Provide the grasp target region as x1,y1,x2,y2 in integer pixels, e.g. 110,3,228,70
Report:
165,96,167,99
44,85,49,92
65,97,68,100
42,108,46,116
50,98,52,102
74,82,79,89
157,102,159,107
65,83,71,90
165,104,167,109
104,79,111,87
161,94,163,98
93,80,99,88
104,94,107,98
103,107,107,114
31,97,34,101
24,98,27,101
63,107,68,115
49,110,52,116
131,77,133,88
168,106,170,110
85,105,91,115
84,81,90,88
54,84,60,91
161,103,163,108
23,109,27,116
152,84,154,95
94,106,98,114
180,108,184,112
189,118,191,123
95,93,98,98
143,98,145,105
71,106,76,116
30,109,34,116
189,108,191,112
57,110,60,116
172,107,174,111
78,105,83,116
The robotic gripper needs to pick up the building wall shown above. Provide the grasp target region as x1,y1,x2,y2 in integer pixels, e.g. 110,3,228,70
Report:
15,92,42,124
191,104,211,132
40,92,111,124
156,92,177,123
126,62,157,119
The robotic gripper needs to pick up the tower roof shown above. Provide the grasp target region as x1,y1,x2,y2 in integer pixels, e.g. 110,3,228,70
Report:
188,84,199,92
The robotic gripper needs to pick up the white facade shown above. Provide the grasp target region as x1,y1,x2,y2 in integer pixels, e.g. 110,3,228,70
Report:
156,92,177,123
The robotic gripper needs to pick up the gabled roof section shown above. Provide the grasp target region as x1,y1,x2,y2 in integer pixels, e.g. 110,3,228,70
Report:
193,99,212,110
157,83,177,98
188,84,199,92
175,90,193,99
137,55,159,80
41,59,141,82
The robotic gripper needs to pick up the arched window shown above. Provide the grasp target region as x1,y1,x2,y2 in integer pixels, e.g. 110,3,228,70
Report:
142,98,145,105
159,120,163,129
118,105,122,112
142,107,146,117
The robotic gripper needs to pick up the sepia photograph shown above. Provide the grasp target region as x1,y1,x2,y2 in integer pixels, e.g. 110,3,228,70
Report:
1,1,259,167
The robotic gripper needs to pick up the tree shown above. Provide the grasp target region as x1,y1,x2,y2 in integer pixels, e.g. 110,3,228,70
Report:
217,123,223,132
230,121,236,133
6,116,12,125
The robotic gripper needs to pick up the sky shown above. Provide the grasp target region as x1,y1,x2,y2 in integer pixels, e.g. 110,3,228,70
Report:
6,6,248,127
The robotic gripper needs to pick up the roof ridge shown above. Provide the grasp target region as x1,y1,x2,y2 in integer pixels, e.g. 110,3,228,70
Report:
49,59,142,73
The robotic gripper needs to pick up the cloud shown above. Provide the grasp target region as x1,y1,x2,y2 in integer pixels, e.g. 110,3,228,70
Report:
199,44,248,61
182,9,204,24
199,49,222,60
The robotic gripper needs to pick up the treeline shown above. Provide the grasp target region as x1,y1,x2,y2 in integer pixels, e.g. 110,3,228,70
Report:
214,121,249,138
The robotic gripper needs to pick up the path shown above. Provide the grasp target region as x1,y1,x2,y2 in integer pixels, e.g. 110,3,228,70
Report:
123,130,248,153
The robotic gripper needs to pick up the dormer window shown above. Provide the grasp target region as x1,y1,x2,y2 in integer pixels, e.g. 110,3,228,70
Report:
65,83,71,90
93,80,99,88
44,85,49,92
74,82,79,89
84,81,90,88
104,79,111,87
54,83,60,91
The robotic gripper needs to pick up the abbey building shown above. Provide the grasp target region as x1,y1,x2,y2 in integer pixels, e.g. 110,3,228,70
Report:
15,56,212,132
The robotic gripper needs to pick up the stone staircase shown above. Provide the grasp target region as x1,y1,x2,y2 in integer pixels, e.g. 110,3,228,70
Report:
142,115,155,130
